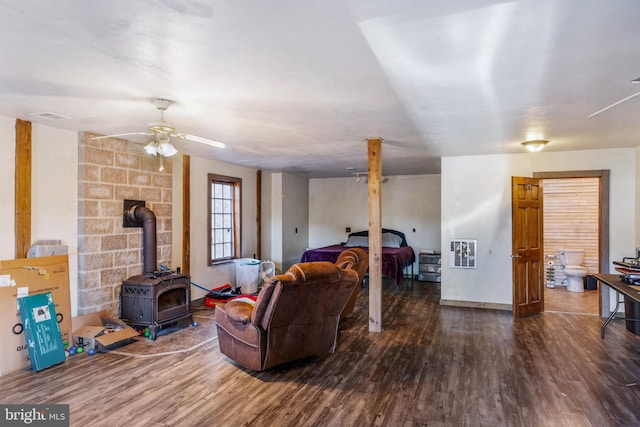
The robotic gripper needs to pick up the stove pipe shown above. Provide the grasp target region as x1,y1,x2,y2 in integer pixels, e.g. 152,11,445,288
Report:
125,205,157,274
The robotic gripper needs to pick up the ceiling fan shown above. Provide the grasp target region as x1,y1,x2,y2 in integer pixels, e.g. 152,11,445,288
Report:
588,77,640,118
92,98,225,157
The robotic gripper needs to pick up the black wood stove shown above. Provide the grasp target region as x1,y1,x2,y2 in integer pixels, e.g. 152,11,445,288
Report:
119,201,192,340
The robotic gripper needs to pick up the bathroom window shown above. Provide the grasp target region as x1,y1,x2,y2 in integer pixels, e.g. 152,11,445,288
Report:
208,174,241,265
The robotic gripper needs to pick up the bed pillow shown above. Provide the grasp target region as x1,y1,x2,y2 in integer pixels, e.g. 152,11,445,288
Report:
344,235,369,247
381,233,402,248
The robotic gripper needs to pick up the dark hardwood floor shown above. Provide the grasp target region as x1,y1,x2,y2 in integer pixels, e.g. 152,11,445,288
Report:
2,278,640,426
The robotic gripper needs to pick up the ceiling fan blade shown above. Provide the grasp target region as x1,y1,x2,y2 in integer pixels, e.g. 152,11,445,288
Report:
174,133,225,148
91,132,153,140
588,90,640,118
589,77,640,118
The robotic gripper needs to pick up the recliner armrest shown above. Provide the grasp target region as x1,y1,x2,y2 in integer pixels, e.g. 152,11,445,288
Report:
224,301,254,324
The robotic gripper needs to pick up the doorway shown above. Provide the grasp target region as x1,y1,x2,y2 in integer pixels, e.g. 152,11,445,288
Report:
533,170,610,316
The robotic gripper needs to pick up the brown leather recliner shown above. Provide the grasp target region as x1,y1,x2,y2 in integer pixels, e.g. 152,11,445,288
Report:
334,247,369,318
215,261,359,371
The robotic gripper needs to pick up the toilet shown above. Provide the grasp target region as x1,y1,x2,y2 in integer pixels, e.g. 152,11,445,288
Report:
557,249,588,292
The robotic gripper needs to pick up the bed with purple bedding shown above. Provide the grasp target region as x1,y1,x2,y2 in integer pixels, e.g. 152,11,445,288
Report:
300,229,415,287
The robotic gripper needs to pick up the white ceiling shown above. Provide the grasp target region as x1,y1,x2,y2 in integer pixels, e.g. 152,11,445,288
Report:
0,0,639,178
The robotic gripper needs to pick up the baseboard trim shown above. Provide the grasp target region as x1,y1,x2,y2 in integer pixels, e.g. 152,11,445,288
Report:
192,296,206,305
440,299,512,311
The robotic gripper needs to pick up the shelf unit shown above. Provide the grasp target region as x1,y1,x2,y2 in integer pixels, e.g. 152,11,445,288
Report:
418,252,441,282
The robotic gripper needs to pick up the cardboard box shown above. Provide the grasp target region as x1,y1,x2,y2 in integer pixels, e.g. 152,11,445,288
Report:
71,311,139,352
0,255,71,376
18,292,66,371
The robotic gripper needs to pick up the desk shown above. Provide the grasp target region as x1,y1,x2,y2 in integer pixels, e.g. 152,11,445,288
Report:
593,274,640,338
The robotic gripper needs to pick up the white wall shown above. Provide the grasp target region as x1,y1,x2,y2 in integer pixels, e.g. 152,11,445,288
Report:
0,116,16,260
170,156,184,276
263,172,309,274
172,155,259,300
269,173,284,273
31,124,78,315
0,117,79,315
309,174,442,272
282,173,309,271
260,171,273,263
441,148,635,307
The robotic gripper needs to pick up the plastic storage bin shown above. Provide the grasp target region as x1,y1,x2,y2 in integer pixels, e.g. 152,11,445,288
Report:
235,258,261,294
234,259,276,294
624,297,640,335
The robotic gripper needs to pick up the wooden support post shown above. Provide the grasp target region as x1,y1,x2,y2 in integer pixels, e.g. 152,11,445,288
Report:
182,155,191,275
367,137,383,332
15,119,32,259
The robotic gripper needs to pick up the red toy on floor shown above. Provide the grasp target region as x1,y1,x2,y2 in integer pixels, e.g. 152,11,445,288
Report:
205,284,258,308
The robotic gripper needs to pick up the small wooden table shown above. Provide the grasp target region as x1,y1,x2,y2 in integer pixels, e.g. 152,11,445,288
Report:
592,274,640,338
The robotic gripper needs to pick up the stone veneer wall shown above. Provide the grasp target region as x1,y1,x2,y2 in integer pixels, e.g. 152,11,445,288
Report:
77,133,173,316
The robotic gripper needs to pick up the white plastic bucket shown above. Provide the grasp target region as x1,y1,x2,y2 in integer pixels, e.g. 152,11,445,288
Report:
235,258,261,294
234,259,276,294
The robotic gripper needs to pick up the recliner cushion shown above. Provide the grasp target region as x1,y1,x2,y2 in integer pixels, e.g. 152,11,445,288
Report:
224,301,254,324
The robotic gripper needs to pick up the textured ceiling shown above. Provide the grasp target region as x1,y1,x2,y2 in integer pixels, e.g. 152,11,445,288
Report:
0,0,639,177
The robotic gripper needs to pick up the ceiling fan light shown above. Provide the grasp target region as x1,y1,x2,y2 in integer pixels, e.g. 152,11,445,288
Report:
521,139,548,152
143,141,158,156
157,140,178,157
